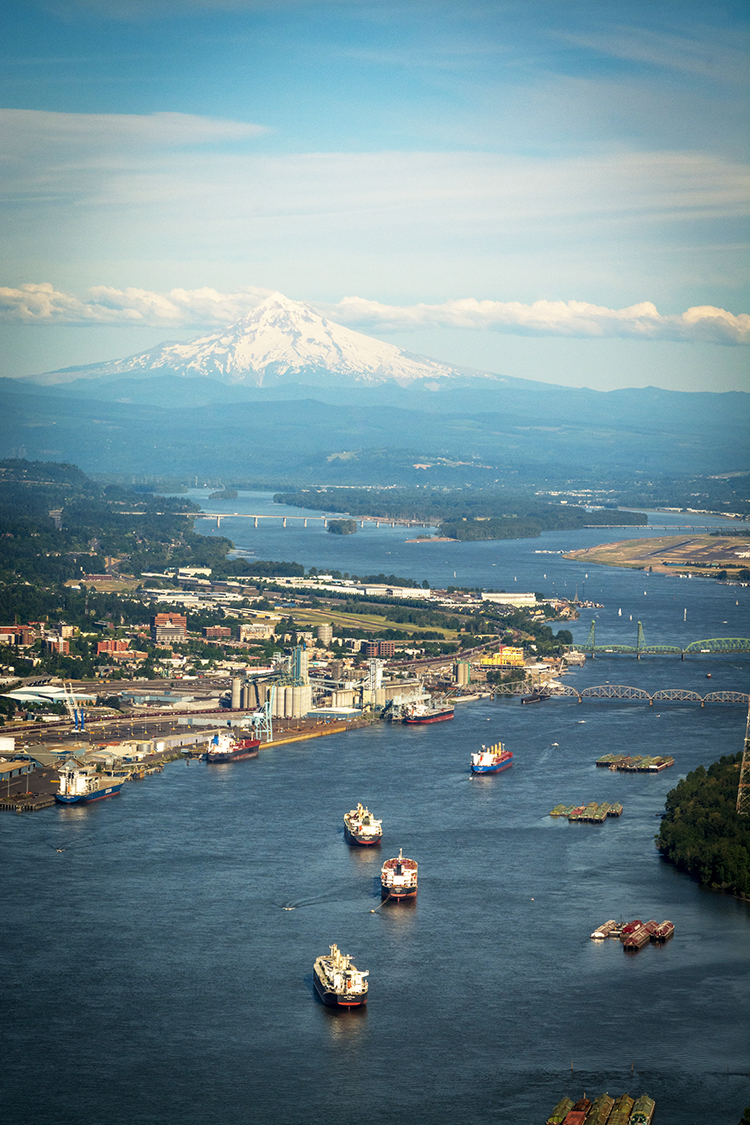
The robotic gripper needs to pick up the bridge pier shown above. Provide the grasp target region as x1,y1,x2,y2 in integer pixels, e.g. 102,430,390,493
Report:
254,517,258,528
304,518,307,527
283,517,287,527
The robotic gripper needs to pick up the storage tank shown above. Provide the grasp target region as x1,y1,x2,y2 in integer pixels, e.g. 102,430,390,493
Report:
231,677,242,709
241,683,253,709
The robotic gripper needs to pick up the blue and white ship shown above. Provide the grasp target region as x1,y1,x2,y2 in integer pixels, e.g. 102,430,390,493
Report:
470,742,513,774
55,759,125,804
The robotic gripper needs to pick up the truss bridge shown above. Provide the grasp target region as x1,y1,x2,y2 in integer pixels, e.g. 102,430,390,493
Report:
580,620,750,659
492,681,749,705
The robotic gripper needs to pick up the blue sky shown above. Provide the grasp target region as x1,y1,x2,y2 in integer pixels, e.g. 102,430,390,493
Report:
0,0,748,390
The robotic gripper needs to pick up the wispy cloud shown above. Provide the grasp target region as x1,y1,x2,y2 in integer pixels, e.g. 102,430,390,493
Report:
2,283,747,345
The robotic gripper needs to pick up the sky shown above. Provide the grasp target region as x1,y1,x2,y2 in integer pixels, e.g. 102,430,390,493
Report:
0,0,748,391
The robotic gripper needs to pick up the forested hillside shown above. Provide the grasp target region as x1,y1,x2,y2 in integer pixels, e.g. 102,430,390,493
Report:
656,753,750,898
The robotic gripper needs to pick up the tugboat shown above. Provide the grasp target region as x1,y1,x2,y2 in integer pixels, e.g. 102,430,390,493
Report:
204,731,260,763
380,849,418,901
470,741,513,774
313,944,369,1008
343,803,383,846
402,700,454,724
55,759,126,804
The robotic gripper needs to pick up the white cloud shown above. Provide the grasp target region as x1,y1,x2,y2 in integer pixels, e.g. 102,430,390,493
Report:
1,282,747,345
0,283,272,325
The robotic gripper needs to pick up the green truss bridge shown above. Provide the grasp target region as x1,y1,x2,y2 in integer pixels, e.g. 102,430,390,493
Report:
492,682,749,705
579,621,750,659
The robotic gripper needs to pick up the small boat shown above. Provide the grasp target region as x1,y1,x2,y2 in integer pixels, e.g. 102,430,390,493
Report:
380,849,418,901
343,803,383,846
313,943,368,1008
55,759,125,804
471,741,513,774
204,731,260,763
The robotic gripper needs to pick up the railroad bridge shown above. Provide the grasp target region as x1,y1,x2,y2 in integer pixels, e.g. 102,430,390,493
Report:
492,682,749,705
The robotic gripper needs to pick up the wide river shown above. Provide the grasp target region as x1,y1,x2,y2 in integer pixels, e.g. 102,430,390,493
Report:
3,495,749,1125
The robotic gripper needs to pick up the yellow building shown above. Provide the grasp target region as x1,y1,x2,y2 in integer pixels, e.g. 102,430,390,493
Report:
480,646,525,668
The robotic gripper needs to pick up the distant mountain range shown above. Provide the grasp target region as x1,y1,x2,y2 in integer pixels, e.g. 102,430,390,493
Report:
4,292,748,483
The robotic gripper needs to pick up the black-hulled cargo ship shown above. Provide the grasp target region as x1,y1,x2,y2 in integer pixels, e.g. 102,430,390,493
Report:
380,849,418,901
313,943,369,1008
343,803,382,846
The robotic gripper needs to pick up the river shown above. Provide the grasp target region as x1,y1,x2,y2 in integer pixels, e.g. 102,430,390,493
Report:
2,494,748,1125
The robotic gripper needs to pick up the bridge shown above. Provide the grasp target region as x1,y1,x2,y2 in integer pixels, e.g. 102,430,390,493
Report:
580,621,750,659
492,682,749,705
195,512,434,529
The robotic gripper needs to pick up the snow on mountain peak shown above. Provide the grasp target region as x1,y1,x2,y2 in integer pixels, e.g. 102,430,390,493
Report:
35,291,496,388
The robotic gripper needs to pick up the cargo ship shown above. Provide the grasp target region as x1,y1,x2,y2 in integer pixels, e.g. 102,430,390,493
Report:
402,700,454,724
204,731,260,763
380,849,418,901
55,759,125,805
343,803,383,846
313,943,369,1008
470,741,513,774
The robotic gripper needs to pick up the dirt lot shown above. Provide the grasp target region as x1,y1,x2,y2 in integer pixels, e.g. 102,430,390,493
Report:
563,534,750,576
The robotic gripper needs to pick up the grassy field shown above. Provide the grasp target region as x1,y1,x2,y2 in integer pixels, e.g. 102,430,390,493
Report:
287,605,460,640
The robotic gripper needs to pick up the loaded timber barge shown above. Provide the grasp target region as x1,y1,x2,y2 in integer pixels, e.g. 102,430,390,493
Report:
343,803,383,846
313,943,369,1008
380,849,418,901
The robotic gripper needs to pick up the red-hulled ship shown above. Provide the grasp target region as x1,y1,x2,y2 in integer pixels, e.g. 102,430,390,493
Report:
380,849,418,901
343,803,382,845
204,731,260,763
402,700,454,724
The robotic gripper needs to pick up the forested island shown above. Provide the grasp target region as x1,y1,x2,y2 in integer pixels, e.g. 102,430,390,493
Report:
274,487,646,540
656,753,750,898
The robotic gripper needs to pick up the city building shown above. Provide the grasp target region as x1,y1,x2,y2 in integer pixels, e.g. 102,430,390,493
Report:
150,613,187,644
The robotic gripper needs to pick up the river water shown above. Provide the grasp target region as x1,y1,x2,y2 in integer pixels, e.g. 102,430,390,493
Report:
2,495,749,1125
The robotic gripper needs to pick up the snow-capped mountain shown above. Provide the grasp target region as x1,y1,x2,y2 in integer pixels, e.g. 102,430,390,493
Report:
33,293,492,388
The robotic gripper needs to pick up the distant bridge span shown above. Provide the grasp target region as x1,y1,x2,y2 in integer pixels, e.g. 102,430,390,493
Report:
196,512,433,529
493,682,749,705
581,621,750,658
